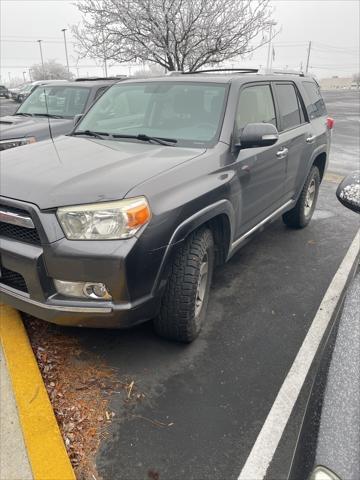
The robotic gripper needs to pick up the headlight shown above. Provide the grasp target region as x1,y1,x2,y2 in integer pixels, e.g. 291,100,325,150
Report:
0,137,36,151
57,197,151,240
309,466,341,480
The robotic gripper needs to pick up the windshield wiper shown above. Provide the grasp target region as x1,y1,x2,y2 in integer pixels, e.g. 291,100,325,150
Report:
112,133,177,146
14,112,33,117
71,130,110,140
33,113,64,119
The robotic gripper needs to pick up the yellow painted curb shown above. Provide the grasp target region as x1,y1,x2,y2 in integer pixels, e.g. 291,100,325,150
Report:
0,304,76,480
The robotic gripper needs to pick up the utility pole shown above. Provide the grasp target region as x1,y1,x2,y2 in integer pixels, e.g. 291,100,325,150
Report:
266,21,277,73
37,40,45,78
305,40,312,73
61,28,70,78
22,71,26,82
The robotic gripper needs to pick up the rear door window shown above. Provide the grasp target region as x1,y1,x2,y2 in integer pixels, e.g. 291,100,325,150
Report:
236,84,276,131
275,83,302,131
302,81,327,119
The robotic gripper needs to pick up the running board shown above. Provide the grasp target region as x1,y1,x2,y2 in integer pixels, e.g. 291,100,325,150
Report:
229,200,294,257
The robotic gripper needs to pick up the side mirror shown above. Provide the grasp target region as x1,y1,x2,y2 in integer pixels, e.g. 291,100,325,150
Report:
73,114,83,126
238,123,279,149
336,171,360,213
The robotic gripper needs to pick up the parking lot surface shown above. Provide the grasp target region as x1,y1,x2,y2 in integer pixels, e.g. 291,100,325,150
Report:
0,90,359,479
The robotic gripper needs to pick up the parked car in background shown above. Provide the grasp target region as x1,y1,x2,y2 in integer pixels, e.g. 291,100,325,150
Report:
15,79,69,103
0,85,10,98
289,171,359,480
0,79,120,151
8,83,27,100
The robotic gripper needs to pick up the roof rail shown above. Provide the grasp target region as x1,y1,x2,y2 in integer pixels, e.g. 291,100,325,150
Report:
184,68,259,74
74,76,126,82
166,68,258,75
270,69,306,77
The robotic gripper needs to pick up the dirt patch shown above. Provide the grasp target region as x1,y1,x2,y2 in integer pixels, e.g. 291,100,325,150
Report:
23,316,118,480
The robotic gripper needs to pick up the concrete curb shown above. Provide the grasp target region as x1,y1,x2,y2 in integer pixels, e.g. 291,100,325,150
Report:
0,305,75,480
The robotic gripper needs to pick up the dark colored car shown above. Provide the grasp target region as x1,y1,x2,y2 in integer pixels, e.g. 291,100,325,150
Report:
0,80,118,151
0,70,334,341
15,80,69,103
0,85,9,98
289,172,359,480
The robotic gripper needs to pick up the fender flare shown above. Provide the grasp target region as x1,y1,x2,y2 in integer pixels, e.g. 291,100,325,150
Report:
294,144,328,204
152,199,235,295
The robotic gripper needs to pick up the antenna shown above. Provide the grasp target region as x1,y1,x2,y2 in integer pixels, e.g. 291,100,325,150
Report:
42,86,54,143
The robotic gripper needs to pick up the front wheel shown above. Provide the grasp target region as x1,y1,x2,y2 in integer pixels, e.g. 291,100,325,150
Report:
283,166,320,228
154,228,214,342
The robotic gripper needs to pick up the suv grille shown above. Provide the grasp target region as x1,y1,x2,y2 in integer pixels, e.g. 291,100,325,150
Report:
0,206,41,245
0,222,41,245
0,267,28,293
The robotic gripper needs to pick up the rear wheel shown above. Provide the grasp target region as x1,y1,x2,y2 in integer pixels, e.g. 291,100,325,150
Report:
283,166,320,228
154,228,214,342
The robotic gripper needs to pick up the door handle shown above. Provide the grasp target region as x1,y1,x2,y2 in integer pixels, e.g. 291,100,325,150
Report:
276,147,288,159
306,135,316,144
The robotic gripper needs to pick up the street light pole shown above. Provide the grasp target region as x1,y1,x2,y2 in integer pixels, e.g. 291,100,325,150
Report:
61,28,70,78
37,40,45,78
265,21,277,73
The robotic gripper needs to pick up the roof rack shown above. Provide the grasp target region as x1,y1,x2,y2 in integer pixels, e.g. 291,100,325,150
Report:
74,76,127,82
270,69,306,77
167,68,258,75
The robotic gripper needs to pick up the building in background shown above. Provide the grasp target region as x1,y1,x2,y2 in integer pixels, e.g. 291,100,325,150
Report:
319,76,353,90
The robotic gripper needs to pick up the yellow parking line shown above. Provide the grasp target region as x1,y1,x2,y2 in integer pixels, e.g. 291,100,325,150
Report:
0,305,75,480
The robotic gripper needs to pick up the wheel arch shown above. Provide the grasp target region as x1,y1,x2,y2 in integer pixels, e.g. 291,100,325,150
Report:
312,151,327,181
152,200,235,295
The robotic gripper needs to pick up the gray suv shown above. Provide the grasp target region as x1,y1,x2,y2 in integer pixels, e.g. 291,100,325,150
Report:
0,69,333,342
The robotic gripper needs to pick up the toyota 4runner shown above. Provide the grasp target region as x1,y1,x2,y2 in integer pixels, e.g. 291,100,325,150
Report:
0,69,333,342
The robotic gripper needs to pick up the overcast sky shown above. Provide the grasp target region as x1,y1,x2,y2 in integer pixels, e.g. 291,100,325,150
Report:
0,0,359,84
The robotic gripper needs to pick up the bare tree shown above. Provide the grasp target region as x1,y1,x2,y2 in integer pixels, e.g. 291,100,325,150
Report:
72,0,275,72
30,60,74,80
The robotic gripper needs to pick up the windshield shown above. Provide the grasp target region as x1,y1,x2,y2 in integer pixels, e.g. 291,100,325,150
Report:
20,84,33,92
77,82,228,147
17,86,91,118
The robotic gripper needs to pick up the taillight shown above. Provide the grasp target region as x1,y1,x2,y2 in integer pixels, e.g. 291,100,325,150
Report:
326,117,335,129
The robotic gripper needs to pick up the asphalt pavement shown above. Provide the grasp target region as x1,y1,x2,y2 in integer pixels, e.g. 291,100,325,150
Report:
325,90,360,175
0,90,359,480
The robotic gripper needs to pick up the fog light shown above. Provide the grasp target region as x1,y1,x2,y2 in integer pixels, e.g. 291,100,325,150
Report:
83,282,112,300
54,279,112,300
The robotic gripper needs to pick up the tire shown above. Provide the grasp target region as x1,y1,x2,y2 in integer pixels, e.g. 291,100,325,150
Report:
154,228,214,342
283,166,320,228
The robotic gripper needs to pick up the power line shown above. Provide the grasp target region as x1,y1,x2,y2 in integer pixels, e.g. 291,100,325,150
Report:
1,38,76,44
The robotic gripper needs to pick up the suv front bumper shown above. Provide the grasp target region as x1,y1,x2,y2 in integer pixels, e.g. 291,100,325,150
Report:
0,202,166,328
0,283,161,328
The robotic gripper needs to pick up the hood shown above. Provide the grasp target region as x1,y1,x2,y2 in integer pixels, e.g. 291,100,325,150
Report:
0,115,74,142
0,135,206,209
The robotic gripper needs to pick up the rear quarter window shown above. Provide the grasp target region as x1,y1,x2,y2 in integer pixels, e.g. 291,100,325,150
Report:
275,83,302,131
302,81,327,119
